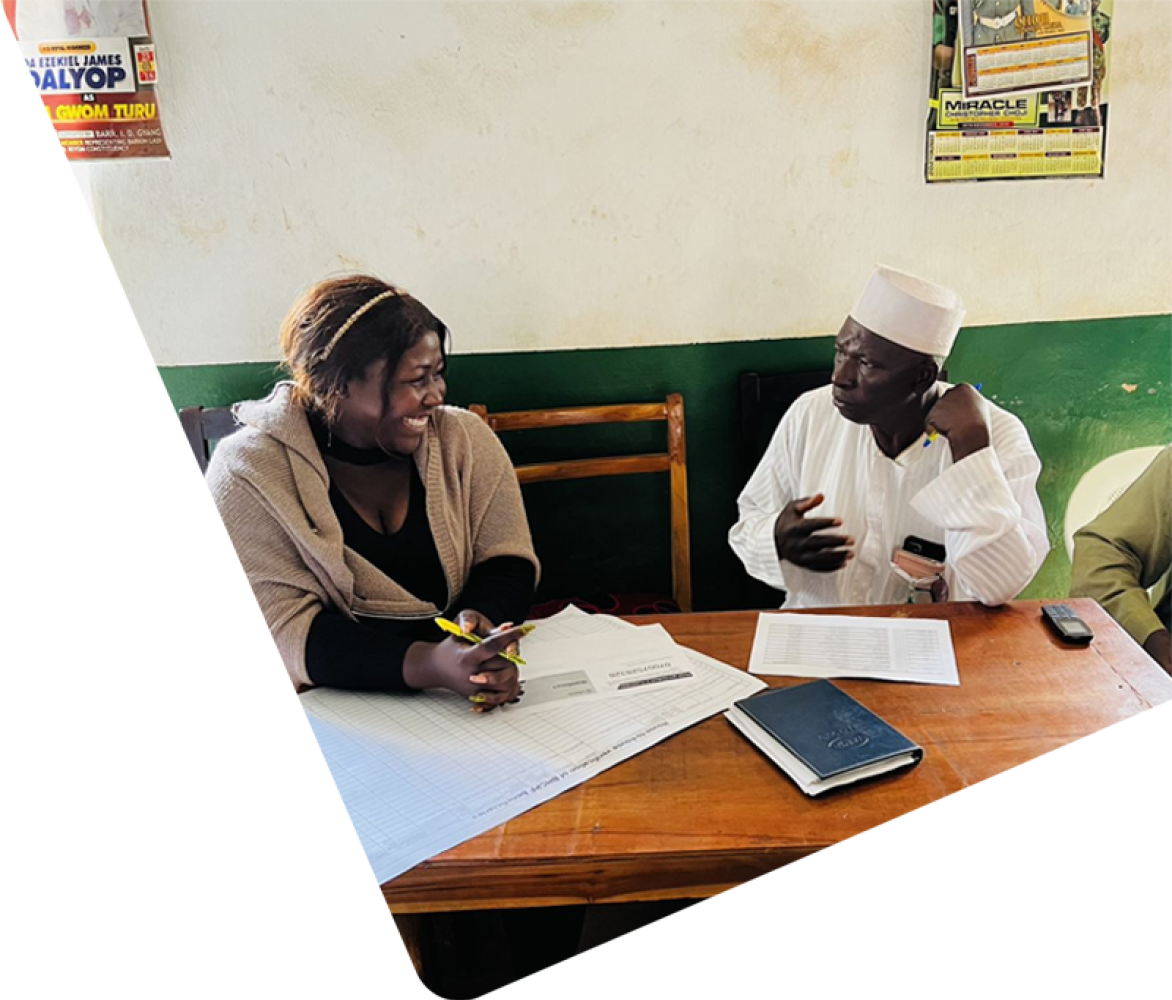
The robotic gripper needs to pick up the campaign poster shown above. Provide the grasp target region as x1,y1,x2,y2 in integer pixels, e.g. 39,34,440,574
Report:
5,0,169,160
926,0,1111,183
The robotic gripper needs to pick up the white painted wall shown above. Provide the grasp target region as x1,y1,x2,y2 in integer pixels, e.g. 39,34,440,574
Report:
83,0,1172,366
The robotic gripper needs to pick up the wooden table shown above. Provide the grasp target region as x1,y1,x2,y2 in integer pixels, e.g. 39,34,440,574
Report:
383,599,1171,913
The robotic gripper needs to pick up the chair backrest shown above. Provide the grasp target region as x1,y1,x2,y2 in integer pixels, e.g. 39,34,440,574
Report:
469,395,692,612
178,406,240,473
738,371,833,481
1064,445,1165,560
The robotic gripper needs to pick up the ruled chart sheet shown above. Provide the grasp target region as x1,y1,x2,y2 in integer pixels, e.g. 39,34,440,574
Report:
747,612,960,686
301,606,765,885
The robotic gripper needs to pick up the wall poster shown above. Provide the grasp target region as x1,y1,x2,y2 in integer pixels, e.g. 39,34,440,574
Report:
926,0,1111,182
5,0,169,160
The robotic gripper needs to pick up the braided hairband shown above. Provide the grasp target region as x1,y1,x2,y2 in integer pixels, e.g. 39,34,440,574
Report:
314,287,403,363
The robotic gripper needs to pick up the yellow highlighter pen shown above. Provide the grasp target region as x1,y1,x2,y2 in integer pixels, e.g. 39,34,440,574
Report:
434,617,533,667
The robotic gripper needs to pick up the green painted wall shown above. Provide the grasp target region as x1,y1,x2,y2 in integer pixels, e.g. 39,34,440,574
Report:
159,315,1171,610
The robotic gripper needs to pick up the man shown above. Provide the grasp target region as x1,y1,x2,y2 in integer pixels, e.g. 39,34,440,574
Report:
967,0,1036,46
729,264,1049,609
1071,446,1171,674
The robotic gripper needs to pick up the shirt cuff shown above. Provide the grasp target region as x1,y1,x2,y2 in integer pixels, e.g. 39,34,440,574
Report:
911,446,1017,528
304,610,420,692
1116,601,1169,651
730,515,790,592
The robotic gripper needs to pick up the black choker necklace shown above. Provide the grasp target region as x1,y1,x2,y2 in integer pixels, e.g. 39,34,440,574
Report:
309,412,401,466
324,435,396,466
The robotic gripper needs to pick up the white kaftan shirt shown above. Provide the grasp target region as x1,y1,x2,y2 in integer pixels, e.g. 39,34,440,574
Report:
728,384,1049,608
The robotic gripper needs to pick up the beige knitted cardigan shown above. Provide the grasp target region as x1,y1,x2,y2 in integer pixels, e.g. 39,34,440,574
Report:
206,382,539,690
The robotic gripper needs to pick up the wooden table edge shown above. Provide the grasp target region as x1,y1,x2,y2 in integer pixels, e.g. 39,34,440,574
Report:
382,846,818,912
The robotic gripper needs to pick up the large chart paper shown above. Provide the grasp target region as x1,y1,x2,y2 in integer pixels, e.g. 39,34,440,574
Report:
302,607,764,884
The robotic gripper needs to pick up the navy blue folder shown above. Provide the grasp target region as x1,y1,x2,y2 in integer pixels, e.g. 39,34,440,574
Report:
731,680,923,782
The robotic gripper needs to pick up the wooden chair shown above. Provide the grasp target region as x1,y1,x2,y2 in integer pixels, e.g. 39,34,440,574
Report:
178,406,239,473
738,370,835,482
469,395,692,612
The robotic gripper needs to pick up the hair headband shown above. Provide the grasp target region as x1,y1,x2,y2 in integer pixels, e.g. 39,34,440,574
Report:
315,287,403,363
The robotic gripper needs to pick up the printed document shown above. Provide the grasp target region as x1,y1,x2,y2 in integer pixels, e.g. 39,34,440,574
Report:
747,612,959,686
514,621,697,712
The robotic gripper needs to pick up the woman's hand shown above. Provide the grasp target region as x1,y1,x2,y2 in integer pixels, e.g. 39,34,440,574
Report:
454,610,525,709
454,608,495,638
455,609,525,675
402,623,527,711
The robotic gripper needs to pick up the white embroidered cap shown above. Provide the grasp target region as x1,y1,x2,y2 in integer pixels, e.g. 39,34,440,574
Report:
849,265,966,358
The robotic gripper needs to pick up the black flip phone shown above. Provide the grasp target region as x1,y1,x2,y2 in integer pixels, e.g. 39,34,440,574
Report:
901,535,947,564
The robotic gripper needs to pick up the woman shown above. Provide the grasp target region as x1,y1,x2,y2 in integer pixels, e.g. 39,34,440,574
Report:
206,275,537,708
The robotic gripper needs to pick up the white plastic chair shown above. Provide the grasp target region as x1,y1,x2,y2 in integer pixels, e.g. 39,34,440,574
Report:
1064,446,1166,561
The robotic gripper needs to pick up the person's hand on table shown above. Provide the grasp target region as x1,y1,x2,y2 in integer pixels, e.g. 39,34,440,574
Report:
1144,628,1172,675
404,619,525,711
773,493,854,572
457,609,526,709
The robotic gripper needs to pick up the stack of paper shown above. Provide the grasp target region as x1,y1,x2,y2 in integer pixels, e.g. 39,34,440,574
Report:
515,611,700,711
301,605,765,885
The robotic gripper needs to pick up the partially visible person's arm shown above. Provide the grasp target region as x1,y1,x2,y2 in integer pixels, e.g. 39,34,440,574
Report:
1144,629,1172,673
1072,447,1172,670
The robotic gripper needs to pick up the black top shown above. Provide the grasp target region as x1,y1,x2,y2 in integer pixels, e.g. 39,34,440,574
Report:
328,466,450,610
302,428,535,692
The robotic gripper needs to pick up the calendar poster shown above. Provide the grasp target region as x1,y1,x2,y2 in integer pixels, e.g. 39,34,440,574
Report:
925,0,1112,183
